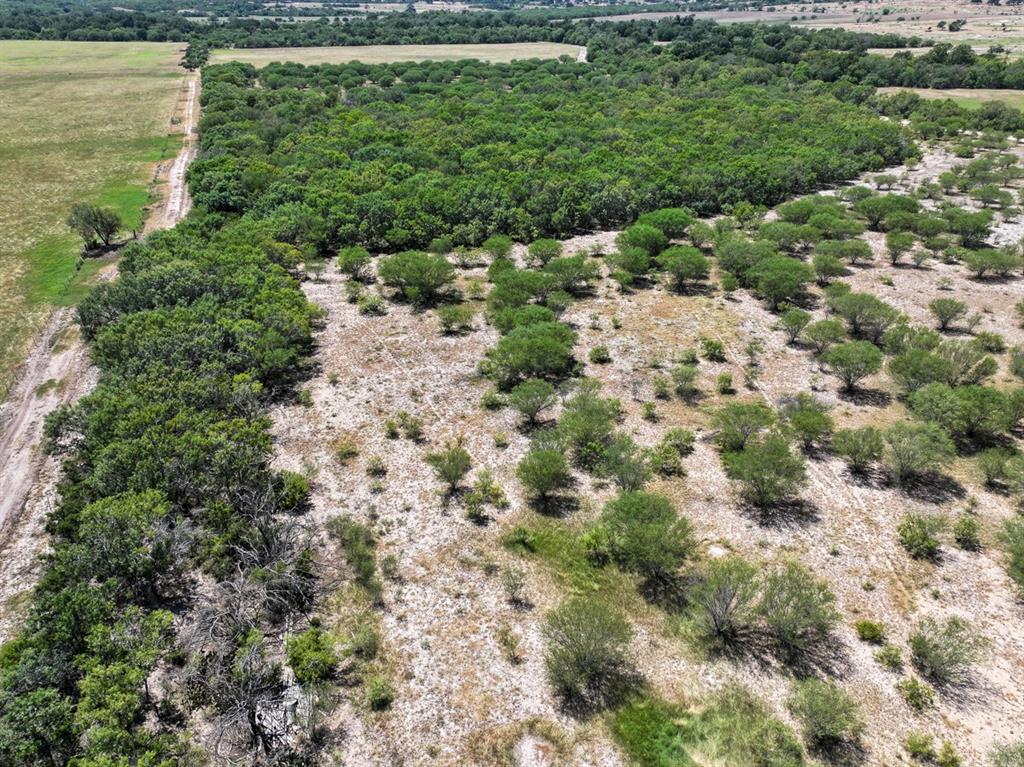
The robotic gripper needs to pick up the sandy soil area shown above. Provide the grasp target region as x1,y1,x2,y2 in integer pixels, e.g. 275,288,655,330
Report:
270,143,1024,765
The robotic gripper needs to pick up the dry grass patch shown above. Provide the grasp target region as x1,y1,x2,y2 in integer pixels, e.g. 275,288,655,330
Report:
209,42,582,66
0,41,185,397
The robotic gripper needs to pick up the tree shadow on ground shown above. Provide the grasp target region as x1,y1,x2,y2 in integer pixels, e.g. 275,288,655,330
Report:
894,472,966,504
638,571,698,614
557,668,646,719
931,671,999,710
532,493,580,518
741,498,821,530
812,740,868,767
712,631,852,680
838,387,892,408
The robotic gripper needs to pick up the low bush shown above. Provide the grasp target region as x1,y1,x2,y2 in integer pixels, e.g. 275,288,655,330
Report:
788,678,863,751
542,597,633,708
910,616,987,686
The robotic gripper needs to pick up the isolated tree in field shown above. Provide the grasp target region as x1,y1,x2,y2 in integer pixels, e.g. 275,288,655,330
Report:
527,238,562,266
821,340,883,391
750,256,813,310
657,246,708,292
600,491,695,583
801,318,846,354
691,555,758,644
780,393,833,450
482,234,512,259
724,434,807,507
67,202,121,249
517,448,571,502
425,438,471,495
758,561,839,659
558,380,618,466
688,221,714,249
617,223,667,257
337,246,371,280
832,292,902,343
928,297,968,331
884,421,955,484
507,379,557,425
485,322,576,389
815,239,872,265
812,253,844,285
378,250,454,305
779,308,811,344
886,230,915,265
711,402,775,452
832,426,884,473
888,348,953,394
601,434,652,492
542,597,633,707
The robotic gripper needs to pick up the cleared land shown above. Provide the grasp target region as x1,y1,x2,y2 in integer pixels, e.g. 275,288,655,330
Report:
209,42,583,66
270,143,1024,766
0,41,185,399
877,86,1024,111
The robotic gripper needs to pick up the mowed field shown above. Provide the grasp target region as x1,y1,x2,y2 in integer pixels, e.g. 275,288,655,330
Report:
209,41,582,66
876,86,1024,111
0,41,185,398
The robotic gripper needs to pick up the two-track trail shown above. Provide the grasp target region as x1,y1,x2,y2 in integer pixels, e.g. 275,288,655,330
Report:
0,70,200,639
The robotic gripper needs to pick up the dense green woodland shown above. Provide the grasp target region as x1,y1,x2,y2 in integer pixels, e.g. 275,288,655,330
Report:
190,54,912,251
5,13,1024,767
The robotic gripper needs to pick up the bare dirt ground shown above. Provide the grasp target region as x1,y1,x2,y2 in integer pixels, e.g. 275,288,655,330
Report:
273,144,1024,765
146,72,199,234
0,71,201,642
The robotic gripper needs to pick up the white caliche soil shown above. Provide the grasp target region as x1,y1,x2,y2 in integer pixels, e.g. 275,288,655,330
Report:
0,72,201,641
274,147,1024,765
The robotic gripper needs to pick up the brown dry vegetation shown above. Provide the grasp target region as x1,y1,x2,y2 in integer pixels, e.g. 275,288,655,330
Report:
209,42,583,66
269,140,1024,765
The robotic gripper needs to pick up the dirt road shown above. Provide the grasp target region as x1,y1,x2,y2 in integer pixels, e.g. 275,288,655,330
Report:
0,71,199,636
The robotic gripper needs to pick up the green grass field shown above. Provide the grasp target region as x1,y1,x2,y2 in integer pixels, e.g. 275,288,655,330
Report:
0,41,185,398
876,86,1024,111
209,42,582,66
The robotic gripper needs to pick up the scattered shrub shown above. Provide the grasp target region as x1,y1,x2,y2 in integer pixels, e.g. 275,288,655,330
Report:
910,616,987,686
724,434,807,508
833,426,884,473
788,678,863,751
897,676,935,712
898,513,947,560
757,561,839,658
542,598,633,707
855,620,885,644
600,491,696,583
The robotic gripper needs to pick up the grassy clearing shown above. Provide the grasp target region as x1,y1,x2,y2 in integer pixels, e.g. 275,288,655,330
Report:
209,42,582,66
0,41,184,398
609,688,806,767
876,86,1024,111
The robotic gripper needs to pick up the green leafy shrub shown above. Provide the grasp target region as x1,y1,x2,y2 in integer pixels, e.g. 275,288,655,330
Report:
897,676,935,712
599,492,695,583
542,598,633,708
910,616,987,686
898,513,947,560
286,627,339,685
855,620,885,644
788,679,863,751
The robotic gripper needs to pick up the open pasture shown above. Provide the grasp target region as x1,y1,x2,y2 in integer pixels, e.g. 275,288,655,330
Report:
0,41,185,398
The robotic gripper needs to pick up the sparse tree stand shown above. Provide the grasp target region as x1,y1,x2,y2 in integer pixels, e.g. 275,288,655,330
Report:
66,202,122,252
